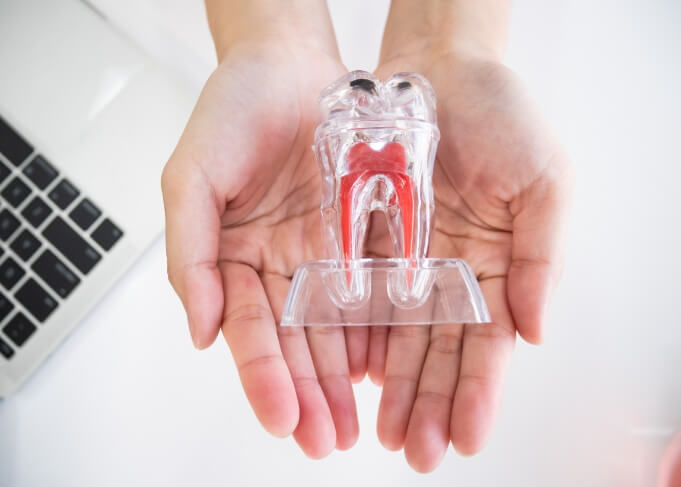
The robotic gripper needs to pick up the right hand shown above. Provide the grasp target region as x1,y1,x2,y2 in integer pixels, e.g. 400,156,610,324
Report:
161,39,361,457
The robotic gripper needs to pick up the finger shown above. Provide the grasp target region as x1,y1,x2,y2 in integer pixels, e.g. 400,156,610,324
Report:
306,325,360,450
263,274,337,459
404,321,464,473
367,326,389,385
341,308,369,382
377,302,432,450
508,160,573,344
219,262,298,438
367,281,392,385
345,328,369,383
450,277,516,455
344,327,369,383
162,160,223,349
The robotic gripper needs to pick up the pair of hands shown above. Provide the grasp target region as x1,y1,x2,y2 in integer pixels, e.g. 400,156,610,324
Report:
161,23,572,472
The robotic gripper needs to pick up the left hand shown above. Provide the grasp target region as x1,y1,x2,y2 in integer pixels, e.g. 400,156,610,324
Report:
361,48,573,472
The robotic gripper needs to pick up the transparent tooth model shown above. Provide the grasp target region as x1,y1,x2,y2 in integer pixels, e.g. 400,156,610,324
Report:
281,71,490,326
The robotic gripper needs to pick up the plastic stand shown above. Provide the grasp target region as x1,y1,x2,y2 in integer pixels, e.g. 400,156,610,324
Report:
281,71,490,327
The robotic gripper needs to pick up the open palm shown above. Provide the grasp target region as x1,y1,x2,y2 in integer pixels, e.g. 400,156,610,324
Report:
358,53,573,471
162,44,361,457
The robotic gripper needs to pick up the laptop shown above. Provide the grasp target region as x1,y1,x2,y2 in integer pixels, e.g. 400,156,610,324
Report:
0,0,197,396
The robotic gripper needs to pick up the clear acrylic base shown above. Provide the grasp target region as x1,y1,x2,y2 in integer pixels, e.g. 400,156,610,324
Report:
281,258,491,327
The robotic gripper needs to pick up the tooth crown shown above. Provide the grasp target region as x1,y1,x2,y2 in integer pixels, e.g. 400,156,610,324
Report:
314,70,440,263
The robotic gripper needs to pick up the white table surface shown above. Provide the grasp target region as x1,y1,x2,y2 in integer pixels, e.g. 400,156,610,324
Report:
2,1,681,486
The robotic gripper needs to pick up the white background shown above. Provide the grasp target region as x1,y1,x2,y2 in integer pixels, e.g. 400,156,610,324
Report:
1,1,681,486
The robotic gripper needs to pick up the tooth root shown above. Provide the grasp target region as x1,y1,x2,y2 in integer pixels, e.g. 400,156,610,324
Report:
340,173,370,261
387,173,414,260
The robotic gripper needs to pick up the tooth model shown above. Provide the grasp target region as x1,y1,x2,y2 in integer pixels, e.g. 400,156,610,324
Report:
281,71,490,327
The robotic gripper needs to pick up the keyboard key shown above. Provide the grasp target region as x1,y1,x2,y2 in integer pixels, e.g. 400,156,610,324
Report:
48,178,79,209
10,229,41,261
23,155,58,189
0,337,13,359
43,217,100,274
0,209,20,240
0,117,33,166
70,198,101,230
16,278,58,322
0,159,10,184
32,250,80,298
3,313,36,346
0,257,25,290
92,218,123,251
1,177,31,207
0,292,14,322
21,196,52,228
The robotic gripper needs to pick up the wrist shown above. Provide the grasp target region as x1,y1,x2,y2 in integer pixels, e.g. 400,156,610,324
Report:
205,0,339,62
379,0,511,66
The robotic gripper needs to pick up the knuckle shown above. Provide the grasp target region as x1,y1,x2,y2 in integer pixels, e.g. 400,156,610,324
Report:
317,372,351,387
416,389,453,404
306,325,344,338
277,325,305,339
429,333,463,356
511,256,553,271
473,320,516,342
291,375,321,393
223,303,272,329
383,373,419,389
388,326,430,340
237,353,282,374
458,371,497,391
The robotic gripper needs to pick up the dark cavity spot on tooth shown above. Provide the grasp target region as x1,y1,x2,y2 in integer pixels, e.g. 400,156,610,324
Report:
350,78,376,93
397,81,412,90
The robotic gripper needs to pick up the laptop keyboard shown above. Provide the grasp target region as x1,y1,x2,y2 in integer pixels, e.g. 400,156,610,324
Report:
0,116,123,360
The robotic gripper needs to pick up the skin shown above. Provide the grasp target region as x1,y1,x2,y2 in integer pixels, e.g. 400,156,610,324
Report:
161,43,355,457
659,429,681,486
350,4,574,470
366,53,573,472
161,0,573,472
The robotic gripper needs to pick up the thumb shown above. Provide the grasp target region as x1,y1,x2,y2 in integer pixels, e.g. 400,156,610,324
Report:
507,156,573,344
162,159,223,349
